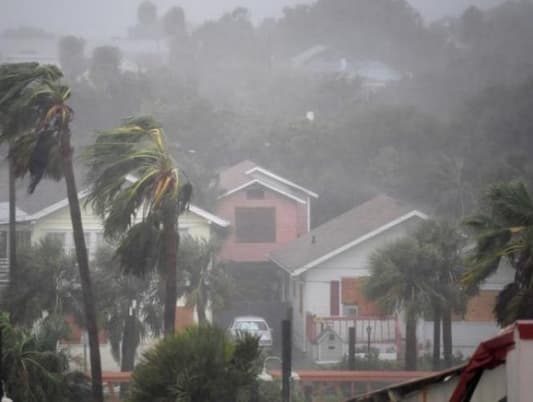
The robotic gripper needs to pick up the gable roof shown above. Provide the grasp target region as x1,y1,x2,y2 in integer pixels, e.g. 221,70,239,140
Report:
270,195,427,276
0,202,32,224
28,189,230,228
218,160,318,200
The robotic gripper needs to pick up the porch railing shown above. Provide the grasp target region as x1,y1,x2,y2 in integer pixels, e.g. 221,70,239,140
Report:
307,314,400,345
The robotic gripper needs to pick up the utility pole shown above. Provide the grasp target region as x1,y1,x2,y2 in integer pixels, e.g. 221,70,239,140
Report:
348,326,356,370
281,319,292,402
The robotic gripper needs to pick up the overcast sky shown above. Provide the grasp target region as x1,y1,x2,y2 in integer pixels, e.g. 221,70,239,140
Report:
0,0,507,38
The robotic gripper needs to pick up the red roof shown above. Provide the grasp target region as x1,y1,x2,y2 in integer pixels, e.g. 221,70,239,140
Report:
450,320,533,402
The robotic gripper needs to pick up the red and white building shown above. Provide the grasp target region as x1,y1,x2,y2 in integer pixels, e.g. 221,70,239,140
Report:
216,160,317,263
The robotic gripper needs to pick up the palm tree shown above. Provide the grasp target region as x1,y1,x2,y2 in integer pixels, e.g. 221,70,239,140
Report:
84,116,190,336
363,238,433,370
4,76,103,402
0,63,62,290
464,181,533,325
178,237,234,324
413,220,466,369
92,245,162,373
128,325,261,402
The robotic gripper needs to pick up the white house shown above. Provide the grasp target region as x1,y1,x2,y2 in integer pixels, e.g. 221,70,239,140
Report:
270,194,514,363
270,195,427,359
0,176,230,370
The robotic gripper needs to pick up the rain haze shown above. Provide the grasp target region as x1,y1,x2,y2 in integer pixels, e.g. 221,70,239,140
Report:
0,0,508,36
0,0,532,401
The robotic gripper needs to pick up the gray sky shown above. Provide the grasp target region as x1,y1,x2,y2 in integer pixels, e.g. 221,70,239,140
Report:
0,0,507,38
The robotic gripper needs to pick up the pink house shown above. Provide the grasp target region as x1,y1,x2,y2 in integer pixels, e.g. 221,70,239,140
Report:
216,160,318,263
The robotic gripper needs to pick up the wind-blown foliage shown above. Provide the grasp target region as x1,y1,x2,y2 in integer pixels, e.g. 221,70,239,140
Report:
464,181,533,325
364,237,434,370
128,325,261,402
0,314,92,402
85,115,180,239
92,246,162,370
178,236,234,324
1,65,104,402
5,238,80,327
85,115,190,334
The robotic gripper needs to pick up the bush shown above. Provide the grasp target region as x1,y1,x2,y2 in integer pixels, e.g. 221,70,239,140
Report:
128,325,261,402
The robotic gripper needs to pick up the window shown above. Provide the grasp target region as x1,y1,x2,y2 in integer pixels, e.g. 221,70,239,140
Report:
0,231,6,258
235,207,275,243
45,232,67,248
342,304,358,317
246,187,265,200
16,231,31,250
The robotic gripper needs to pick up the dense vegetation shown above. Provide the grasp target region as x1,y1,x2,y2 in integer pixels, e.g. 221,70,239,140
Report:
43,0,533,227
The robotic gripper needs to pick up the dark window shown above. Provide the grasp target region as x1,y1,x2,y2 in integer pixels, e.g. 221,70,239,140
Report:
0,231,6,258
235,207,275,243
16,231,31,250
246,187,265,200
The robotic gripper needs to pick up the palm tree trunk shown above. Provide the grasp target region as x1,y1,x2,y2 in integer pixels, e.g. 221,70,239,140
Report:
121,313,137,371
60,129,103,402
442,307,452,368
8,154,16,288
196,292,207,325
120,309,138,397
163,203,179,336
405,308,417,370
432,302,441,371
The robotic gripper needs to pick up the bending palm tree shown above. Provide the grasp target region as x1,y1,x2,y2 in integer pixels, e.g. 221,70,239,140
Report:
85,116,187,335
363,238,433,370
5,77,103,402
464,181,533,325
0,63,62,292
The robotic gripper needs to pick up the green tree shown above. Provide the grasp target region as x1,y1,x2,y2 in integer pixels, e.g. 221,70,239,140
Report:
363,238,433,370
89,46,122,90
5,74,104,402
92,246,162,373
464,181,533,325
0,313,92,402
4,238,79,327
128,325,261,402
0,63,62,295
178,236,234,324
413,220,466,369
58,36,87,81
137,1,157,26
85,115,190,336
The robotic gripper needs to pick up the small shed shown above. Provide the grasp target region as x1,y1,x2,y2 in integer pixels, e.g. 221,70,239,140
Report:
312,327,344,363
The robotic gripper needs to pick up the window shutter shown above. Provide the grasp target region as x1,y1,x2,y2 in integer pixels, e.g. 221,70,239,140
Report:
330,281,340,316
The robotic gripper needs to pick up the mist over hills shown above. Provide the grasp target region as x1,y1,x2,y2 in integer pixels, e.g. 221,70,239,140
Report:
0,0,508,37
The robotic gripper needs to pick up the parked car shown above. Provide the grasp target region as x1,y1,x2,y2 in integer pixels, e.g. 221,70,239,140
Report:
228,316,273,349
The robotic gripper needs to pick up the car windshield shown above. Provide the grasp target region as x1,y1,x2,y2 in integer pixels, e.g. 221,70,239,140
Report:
234,321,268,331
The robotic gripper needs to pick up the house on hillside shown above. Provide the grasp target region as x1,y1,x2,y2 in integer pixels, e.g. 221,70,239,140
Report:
216,160,317,301
291,45,402,90
270,194,514,363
